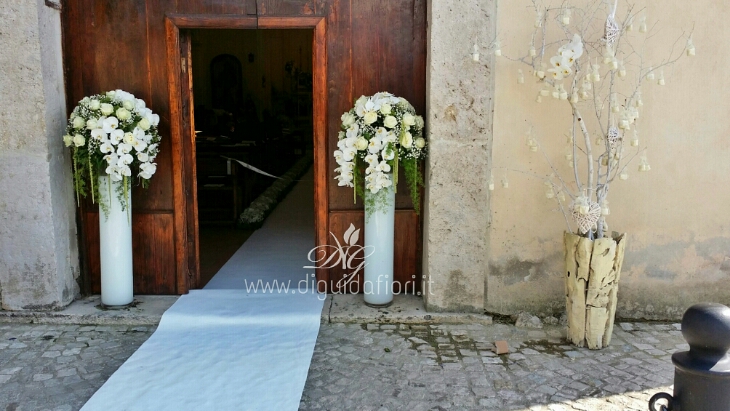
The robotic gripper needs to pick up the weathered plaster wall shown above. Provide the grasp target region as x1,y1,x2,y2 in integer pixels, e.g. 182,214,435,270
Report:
490,0,730,320
423,0,496,312
0,0,79,310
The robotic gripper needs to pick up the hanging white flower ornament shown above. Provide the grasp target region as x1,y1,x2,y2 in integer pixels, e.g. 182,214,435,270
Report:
604,0,620,49
607,126,621,148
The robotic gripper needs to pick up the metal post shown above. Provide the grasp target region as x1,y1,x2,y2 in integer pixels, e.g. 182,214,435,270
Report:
649,302,730,411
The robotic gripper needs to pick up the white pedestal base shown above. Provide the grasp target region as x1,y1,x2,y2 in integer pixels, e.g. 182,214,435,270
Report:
363,185,395,307
98,176,134,307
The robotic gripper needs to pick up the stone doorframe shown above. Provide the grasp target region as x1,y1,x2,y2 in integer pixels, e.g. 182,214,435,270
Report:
422,0,496,312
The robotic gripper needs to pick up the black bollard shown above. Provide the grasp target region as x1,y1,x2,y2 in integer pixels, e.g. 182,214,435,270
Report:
649,302,730,411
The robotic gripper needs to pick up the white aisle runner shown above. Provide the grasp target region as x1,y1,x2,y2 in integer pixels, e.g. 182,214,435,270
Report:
82,168,324,411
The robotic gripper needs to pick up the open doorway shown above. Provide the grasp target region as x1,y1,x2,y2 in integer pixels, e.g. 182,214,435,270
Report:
189,28,314,287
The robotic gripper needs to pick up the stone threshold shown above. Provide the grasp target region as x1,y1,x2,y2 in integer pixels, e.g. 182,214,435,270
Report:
0,295,178,325
0,294,493,326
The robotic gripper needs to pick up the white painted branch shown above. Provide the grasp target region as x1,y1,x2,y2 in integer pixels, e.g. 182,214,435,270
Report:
571,104,595,199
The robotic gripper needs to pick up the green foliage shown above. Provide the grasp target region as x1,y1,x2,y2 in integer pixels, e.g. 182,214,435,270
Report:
402,157,424,214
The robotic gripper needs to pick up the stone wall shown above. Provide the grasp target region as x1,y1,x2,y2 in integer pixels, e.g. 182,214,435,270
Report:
0,0,79,310
423,0,496,312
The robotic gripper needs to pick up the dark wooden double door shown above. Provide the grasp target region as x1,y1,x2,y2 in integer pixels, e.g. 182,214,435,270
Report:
62,0,426,295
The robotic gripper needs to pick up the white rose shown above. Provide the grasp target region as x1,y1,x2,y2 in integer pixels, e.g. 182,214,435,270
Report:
380,103,392,115
116,108,131,121
343,113,358,127
123,100,135,111
415,137,426,149
106,91,116,98
135,99,146,112
355,137,369,151
63,135,73,147
415,115,424,129
400,132,413,148
72,116,85,129
86,118,98,130
73,134,85,147
89,99,101,110
138,117,151,131
363,111,378,125
402,113,416,127
383,116,398,129
100,103,114,115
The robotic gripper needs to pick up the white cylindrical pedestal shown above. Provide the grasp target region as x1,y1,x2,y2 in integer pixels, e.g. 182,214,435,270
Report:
98,175,134,307
363,185,395,307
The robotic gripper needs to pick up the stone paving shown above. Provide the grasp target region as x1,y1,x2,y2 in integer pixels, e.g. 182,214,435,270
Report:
0,324,155,411
299,322,683,411
0,321,684,410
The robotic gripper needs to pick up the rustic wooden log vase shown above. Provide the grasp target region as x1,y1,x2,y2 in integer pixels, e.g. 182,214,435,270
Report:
564,231,627,349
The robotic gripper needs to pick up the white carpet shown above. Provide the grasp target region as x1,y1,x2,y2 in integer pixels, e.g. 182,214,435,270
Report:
82,168,325,411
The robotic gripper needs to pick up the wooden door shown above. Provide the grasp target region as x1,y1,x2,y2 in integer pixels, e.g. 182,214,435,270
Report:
62,0,426,296
178,32,200,291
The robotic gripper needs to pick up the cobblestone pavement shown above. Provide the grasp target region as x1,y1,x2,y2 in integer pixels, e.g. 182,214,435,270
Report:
299,322,684,411
0,324,155,411
0,322,683,410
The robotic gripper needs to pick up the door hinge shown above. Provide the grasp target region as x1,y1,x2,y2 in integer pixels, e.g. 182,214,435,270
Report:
181,57,187,73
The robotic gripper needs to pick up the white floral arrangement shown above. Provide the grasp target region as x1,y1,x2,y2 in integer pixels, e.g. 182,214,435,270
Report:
64,90,161,218
238,156,313,228
334,92,427,214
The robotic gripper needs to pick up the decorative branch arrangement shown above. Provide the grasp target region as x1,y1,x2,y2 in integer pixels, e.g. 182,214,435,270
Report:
480,0,694,239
